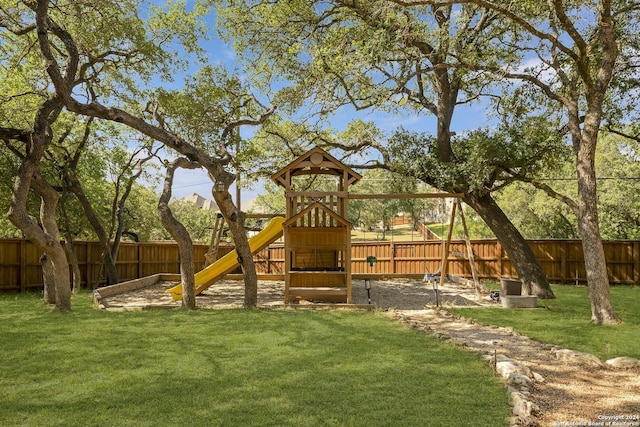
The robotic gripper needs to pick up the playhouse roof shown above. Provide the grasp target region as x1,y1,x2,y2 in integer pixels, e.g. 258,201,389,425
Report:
271,146,362,188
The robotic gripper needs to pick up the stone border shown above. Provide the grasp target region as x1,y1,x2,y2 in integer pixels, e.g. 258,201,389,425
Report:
393,308,640,427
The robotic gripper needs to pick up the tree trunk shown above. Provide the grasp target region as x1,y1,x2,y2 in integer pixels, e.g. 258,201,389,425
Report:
575,126,619,324
176,242,196,309
64,238,83,293
159,210,196,309
66,174,119,286
213,188,258,308
48,245,72,311
34,172,72,311
111,166,146,262
464,191,555,298
60,196,83,293
110,203,127,262
12,162,72,310
40,254,56,304
158,159,197,309
36,247,71,310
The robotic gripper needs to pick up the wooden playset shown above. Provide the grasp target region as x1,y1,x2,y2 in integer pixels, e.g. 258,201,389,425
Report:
94,146,480,308
271,146,362,303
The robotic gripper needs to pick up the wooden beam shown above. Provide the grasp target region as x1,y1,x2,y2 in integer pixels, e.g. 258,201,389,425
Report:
285,191,348,199
348,193,464,200
634,241,640,285
456,199,481,300
291,169,341,177
245,213,285,219
439,200,458,291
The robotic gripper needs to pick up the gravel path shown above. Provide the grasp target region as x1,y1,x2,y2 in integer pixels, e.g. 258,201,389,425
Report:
395,309,640,427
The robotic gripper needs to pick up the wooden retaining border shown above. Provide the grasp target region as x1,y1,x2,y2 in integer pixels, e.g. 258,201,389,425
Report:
92,273,180,309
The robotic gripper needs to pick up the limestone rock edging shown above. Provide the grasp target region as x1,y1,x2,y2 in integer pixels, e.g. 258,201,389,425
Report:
605,356,640,369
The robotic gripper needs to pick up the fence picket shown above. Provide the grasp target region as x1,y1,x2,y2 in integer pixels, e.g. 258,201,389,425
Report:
0,238,638,292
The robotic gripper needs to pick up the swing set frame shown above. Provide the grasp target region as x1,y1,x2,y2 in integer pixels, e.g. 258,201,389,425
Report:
348,192,482,302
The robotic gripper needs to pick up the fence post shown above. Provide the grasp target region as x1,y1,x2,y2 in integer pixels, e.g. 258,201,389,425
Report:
87,242,93,288
560,240,567,285
390,241,395,274
496,241,503,278
137,243,142,279
266,247,272,274
634,241,640,286
20,240,27,293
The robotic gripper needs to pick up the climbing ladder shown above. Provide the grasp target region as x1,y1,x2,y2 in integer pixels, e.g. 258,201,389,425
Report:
204,213,225,267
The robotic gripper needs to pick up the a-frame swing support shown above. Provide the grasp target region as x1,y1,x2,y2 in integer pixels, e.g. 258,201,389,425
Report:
456,199,483,300
433,198,483,304
349,192,481,304
348,192,462,283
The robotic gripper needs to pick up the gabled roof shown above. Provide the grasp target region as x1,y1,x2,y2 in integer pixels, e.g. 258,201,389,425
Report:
271,146,362,188
283,202,351,228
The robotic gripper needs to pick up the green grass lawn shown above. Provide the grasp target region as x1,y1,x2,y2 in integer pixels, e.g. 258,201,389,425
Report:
451,285,640,360
0,292,509,427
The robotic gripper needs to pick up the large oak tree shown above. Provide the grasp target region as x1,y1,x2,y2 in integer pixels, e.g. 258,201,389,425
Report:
219,0,556,297
1,0,273,309
435,0,635,323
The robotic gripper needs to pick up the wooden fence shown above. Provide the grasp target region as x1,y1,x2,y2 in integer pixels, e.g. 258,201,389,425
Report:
1,238,639,292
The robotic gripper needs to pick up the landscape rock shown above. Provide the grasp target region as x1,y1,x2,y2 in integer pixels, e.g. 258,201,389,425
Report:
496,353,512,363
531,372,545,383
554,348,605,367
510,415,540,427
510,390,540,417
508,373,534,390
497,360,532,378
605,356,640,369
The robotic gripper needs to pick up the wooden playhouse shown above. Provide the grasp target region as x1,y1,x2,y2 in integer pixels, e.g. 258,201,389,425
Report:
271,147,362,303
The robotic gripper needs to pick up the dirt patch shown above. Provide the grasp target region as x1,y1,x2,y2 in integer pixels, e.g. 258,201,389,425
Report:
100,278,640,427
100,277,490,310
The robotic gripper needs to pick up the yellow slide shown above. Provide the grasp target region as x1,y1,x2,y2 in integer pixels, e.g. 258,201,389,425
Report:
166,216,285,300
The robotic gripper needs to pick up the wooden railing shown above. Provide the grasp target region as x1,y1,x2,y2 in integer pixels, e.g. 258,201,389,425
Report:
1,238,639,292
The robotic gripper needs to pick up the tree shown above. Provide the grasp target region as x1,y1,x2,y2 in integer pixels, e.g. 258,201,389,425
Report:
30,0,275,307
0,0,176,308
496,132,640,240
1,0,217,309
387,119,570,292
219,0,557,298
145,65,276,307
104,137,159,267
445,0,639,323
52,118,119,286
0,15,72,310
